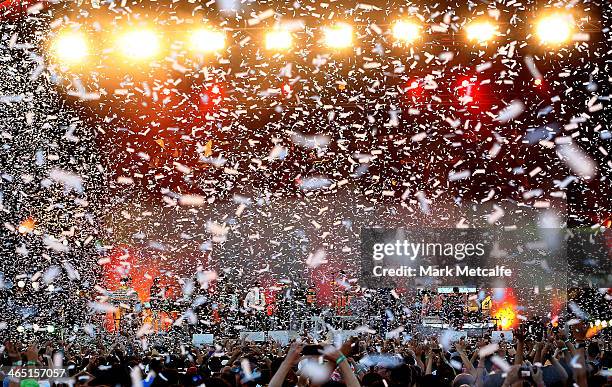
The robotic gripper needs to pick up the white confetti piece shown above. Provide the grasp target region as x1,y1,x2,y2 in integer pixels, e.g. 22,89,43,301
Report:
557,143,597,180
495,100,525,123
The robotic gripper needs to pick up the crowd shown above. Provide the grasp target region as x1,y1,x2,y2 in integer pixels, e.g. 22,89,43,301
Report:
1,322,610,387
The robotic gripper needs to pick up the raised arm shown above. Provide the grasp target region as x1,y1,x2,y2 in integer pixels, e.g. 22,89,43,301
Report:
269,342,303,387
550,348,568,384
455,339,475,374
323,346,360,387
514,326,525,365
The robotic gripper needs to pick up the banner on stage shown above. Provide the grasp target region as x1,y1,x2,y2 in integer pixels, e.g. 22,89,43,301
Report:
192,334,214,346
442,330,468,343
268,330,299,345
385,332,412,342
240,331,266,342
332,330,360,343
492,330,513,343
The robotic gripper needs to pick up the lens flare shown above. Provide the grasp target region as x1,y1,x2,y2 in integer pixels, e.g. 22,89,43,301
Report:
536,13,574,45
465,21,498,43
265,29,292,50
117,29,161,60
189,29,226,53
323,23,353,49
51,32,89,65
392,21,420,43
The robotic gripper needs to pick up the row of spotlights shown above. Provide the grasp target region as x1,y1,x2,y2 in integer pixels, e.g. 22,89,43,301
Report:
16,325,55,333
51,13,577,66
592,319,612,328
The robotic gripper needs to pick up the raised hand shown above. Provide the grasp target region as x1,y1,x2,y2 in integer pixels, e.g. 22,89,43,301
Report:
286,342,304,364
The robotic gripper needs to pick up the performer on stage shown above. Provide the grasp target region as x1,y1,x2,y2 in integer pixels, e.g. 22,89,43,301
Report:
444,287,466,329
110,276,139,334
243,283,266,310
466,294,480,321
421,291,431,317
481,294,493,317
148,278,167,331
218,282,240,336
243,282,266,330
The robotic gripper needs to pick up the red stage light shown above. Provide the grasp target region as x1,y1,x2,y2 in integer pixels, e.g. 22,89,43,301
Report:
456,77,477,104
196,84,224,111
405,79,422,92
403,79,426,102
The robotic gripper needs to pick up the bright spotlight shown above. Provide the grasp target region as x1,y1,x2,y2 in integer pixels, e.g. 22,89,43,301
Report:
265,29,292,50
189,29,226,53
392,21,420,43
466,21,498,43
51,32,89,65
117,29,160,60
323,23,353,49
536,13,574,45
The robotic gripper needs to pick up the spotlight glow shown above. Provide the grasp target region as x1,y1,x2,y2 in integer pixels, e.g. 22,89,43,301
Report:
189,29,226,53
536,13,574,45
18,217,35,234
265,29,293,50
51,32,89,65
392,20,420,43
117,29,160,60
323,23,353,49
465,21,498,43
